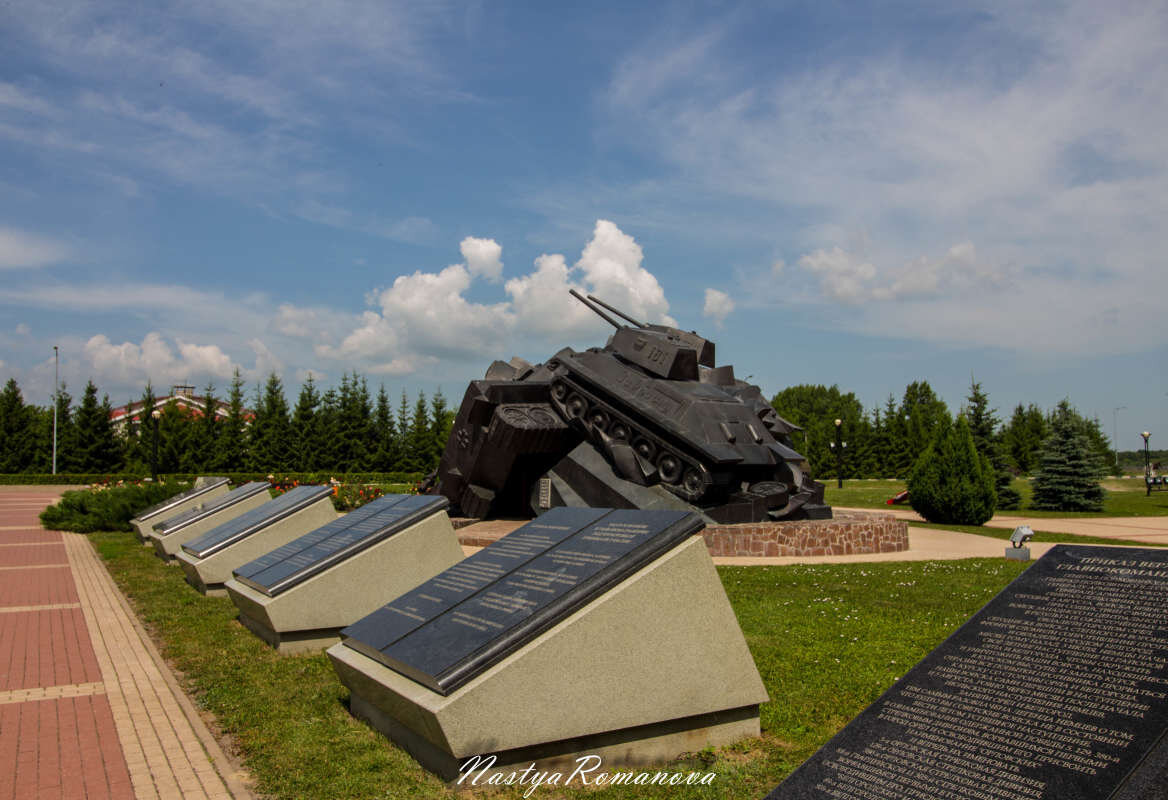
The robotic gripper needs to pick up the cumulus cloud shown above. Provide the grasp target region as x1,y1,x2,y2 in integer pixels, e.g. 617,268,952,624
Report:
702,288,734,326
0,228,71,269
84,332,236,384
460,237,504,282
324,219,676,372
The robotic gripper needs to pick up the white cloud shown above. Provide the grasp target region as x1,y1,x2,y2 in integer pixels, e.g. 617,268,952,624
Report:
0,228,71,269
702,288,734,326
84,332,236,384
460,236,504,282
15,323,30,335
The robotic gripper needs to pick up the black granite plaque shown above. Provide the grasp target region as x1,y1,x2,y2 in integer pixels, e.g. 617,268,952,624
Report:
341,506,702,695
134,477,230,521
766,545,1168,800
232,493,449,596
180,485,332,559
153,481,271,535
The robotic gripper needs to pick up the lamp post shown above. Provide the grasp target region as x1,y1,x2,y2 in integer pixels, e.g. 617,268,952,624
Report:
150,409,161,482
829,417,846,489
51,346,58,475
1142,432,1152,496
1113,406,1127,469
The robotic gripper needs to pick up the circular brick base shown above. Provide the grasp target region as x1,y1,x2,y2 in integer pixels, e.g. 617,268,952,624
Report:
454,511,908,558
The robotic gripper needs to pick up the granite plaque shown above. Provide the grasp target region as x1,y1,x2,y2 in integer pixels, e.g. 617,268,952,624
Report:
341,506,702,695
153,481,271,536
766,545,1168,800
180,485,332,559
233,494,449,596
134,477,229,521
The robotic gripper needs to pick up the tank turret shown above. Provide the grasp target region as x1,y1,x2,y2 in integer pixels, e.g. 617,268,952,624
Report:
434,292,830,524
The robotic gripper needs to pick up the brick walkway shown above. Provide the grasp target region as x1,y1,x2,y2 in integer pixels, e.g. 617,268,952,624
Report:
0,488,252,800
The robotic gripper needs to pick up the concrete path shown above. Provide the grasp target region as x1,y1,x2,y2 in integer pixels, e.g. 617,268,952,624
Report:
0,487,252,800
835,505,1168,545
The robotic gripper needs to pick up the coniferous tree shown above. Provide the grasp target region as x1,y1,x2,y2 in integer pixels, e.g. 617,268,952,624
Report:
316,387,341,472
1002,403,1048,474
881,394,907,477
963,378,1021,510
1031,400,1106,511
130,383,157,472
403,390,430,471
72,380,121,472
50,384,77,473
213,369,248,471
907,414,996,525
372,384,399,471
335,373,374,471
249,373,293,471
428,389,452,469
292,375,322,471
396,390,412,465
0,378,35,473
183,382,219,472
156,398,189,474
899,381,949,476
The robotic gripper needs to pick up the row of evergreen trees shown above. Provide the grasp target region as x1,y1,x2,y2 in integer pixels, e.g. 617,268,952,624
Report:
769,379,1111,482
0,370,454,476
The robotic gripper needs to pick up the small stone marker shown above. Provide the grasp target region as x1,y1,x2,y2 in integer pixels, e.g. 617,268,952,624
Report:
174,485,337,595
765,545,1168,800
328,506,769,780
225,494,464,654
149,481,272,560
130,476,230,542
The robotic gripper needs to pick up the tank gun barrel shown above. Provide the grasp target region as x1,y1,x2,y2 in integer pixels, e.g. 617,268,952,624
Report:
586,294,646,328
569,289,622,329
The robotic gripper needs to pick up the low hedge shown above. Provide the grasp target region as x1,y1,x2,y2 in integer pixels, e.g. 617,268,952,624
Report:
40,481,191,533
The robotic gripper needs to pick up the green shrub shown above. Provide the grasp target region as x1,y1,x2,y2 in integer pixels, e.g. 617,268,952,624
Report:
39,480,190,532
907,415,997,525
1030,400,1106,511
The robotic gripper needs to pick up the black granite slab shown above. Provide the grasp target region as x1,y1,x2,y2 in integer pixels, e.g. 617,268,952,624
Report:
153,481,271,535
180,485,333,559
341,506,703,695
766,545,1168,800
233,493,449,596
133,477,230,521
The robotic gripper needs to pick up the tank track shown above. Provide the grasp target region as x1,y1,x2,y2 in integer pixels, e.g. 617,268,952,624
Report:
548,374,714,502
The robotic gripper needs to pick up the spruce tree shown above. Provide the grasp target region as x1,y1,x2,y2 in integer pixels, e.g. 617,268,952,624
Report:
51,384,77,473
428,389,452,469
396,390,412,465
292,376,322,471
0,378,35,473
372,384,399,471
963,378,1021,510
1031,400,1106,511
1002,403,1048,474
72,380,121,472
131,383,158,472
316,387,341,472
213,369,248,471
156,399,189,474
907,414,996,525
250,373,293,471
900,380,949,476
183,382,219,472
405,390,431,471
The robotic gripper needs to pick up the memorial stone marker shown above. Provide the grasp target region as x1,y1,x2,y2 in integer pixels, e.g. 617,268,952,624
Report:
131,476,230,542
175,484,337,595
766,545,1168,800
149,481,272,560
225,494,464,654
329,506,769,779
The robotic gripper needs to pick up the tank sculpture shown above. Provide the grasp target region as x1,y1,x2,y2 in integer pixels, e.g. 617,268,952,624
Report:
433,291,831,524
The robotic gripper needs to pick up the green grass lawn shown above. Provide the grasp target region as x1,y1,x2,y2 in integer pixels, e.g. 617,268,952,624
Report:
824,478,1168,517
90,529,1027,799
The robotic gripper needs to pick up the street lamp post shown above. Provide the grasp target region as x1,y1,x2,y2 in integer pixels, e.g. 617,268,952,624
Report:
829,417,846,489
1113,406,1127,470
1142,432,1152,496
51,346,58,475
150,409,161,482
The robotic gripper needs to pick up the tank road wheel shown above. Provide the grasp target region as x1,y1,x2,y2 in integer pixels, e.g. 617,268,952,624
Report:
632,437,656,461
609,422,630,441
682,468,706,498
588,409,610,432
551,380,569,402
565,393,588,420
657,453,682,484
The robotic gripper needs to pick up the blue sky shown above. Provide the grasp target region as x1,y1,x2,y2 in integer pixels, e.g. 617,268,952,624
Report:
1,0,1166,450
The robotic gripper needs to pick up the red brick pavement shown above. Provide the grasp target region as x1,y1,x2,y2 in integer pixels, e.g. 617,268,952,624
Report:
0,488,135,800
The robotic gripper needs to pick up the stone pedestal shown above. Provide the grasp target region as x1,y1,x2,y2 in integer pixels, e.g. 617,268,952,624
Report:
131,477,229,543
226,511,464,654
149,483,272,561
328,535,768,780
176,495,337,596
